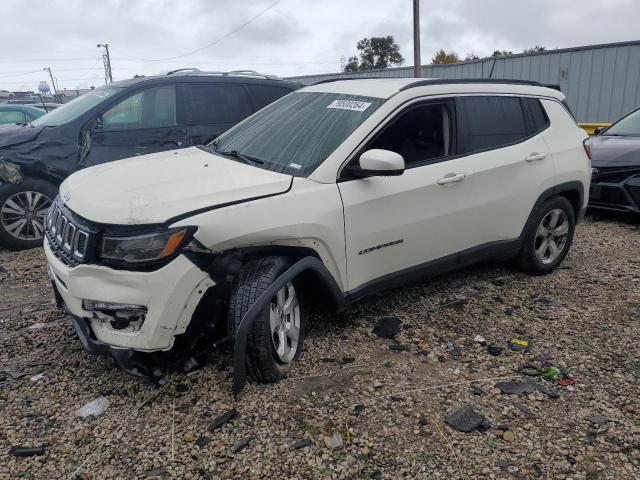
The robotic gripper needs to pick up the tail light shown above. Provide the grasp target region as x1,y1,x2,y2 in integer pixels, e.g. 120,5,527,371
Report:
583,140,592,160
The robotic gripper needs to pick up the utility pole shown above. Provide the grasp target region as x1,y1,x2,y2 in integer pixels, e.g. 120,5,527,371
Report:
42,67,57,95
97,43,113,84
413,0,421,78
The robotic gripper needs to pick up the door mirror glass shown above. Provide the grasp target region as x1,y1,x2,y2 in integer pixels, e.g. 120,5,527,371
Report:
352,149,405,177
593,126,605,135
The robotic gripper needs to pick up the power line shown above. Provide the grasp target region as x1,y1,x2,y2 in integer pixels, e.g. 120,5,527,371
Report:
114,0,282,62
0,57,101,63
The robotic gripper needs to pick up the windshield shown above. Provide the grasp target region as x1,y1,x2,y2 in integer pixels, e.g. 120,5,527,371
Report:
605,108,640,136
211,91,384,176
31,86,120,127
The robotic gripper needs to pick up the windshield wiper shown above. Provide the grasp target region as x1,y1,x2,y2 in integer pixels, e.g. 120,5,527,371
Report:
217,149,264,165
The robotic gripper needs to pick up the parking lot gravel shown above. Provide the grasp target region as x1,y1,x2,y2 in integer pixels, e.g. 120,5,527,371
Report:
1,214,639,479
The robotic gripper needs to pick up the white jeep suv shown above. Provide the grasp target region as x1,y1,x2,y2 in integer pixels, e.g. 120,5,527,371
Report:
44,79,590,386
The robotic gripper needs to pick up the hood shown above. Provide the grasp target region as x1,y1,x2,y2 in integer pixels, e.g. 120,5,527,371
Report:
60,146,292,225
588,135,640,168
0,123,44,149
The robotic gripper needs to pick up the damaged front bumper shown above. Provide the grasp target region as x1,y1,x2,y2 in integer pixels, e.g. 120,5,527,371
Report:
44,237,215,353
589,168,640,213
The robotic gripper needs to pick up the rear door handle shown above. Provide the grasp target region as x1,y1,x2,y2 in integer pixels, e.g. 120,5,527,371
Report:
525,152,547,162
437,173,466,185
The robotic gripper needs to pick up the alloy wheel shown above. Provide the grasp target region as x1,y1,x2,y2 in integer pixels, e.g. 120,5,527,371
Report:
269,281,301,364
0,191,52,241
534,208,569,265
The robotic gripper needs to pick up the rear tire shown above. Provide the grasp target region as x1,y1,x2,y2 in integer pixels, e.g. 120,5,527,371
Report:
516,195,575,275
0,178,57,250
228,256,306,383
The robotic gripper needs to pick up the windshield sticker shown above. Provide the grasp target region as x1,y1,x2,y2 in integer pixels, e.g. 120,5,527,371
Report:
327,99,372,112
288,163,302,170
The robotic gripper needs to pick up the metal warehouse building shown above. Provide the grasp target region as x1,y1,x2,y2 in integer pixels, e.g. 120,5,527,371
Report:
288,40,640,125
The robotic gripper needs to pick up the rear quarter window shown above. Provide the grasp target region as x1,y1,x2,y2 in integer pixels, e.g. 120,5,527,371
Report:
182,83,252,125
245,84,295,111
522,97,550,135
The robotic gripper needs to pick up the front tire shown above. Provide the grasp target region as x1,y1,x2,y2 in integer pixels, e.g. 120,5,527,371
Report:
516,195,575,275
228,256,306,383
0,178,57,250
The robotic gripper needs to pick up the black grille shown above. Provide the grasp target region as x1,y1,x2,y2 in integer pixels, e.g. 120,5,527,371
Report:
45,200,96,266
599,186,630,206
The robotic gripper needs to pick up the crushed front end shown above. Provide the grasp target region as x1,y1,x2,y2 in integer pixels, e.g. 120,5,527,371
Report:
43,197,218,375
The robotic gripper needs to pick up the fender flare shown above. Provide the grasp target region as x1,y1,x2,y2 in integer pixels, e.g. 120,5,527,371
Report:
519,181,585,238
232,256,344,396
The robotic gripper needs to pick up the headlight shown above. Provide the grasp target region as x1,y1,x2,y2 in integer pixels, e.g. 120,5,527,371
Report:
101,227,194,264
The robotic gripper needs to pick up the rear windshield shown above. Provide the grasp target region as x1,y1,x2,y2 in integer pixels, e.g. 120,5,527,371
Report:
210,91,384,176
31,86,120,127
605,108,640,136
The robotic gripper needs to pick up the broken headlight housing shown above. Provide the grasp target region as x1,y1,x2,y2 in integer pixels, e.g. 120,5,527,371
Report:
101,227,195,266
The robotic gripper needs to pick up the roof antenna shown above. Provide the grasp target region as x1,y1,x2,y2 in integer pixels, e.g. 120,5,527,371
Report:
37,92,48,112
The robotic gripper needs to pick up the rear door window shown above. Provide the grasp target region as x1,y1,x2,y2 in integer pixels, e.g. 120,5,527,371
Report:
102,85,176,130
245,84,293,111
456,96,528,154
182,83,252,125
0,110,26,124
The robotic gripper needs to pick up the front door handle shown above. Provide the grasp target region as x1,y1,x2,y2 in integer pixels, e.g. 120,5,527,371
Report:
525,152,547,162
437,173,466,185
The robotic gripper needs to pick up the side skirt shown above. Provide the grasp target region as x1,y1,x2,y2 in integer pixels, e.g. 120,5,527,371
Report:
345,238,522,303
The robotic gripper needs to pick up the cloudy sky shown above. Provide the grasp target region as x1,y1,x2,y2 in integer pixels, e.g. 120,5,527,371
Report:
1,0,638,92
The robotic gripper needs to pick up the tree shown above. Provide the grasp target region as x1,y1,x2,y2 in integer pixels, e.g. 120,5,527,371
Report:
492,50,514,57
464,52,480,61
431,49,460,65
523,45,546,53
344,36,404,72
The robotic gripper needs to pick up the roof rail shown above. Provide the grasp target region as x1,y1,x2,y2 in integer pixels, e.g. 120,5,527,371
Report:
165,68,281,80
399,78,544,91
313,77,371,85
166,68,202,75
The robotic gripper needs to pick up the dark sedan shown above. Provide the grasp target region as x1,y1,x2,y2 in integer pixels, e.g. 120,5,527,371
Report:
587,107,640,213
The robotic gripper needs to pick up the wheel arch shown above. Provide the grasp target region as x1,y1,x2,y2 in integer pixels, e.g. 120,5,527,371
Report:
520,181,584,239
233,245,346,313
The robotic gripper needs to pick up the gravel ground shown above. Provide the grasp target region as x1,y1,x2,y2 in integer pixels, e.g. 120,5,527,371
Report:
1,214,639,480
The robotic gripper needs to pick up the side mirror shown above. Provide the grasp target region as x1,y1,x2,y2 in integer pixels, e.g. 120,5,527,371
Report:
92,116,103,132
349,149,405,178
593,127,605,136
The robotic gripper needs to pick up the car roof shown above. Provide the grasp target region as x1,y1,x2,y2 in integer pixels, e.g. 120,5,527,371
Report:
111,72,301,90
302,78,566,101
0,104,46,114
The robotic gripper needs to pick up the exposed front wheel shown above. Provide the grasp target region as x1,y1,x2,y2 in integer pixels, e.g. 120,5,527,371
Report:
228,256,306,383
0,179,57,250
516,196,576,275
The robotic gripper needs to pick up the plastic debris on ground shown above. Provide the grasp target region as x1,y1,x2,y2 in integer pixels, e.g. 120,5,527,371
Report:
372,316,403,339
230,435,253,453
542,366,563,380
290,438,313,450
209,408,238,431
487,345,503,356
9,445,46,457
473,335,487,346
495,381,536,395
76,396,109,419
445,407,490,432
509,338,531,352
30,372,45,382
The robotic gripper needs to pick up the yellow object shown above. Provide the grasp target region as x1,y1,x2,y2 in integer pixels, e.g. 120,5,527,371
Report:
160,229,187,258
511,339,529,347
578,123,611,135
